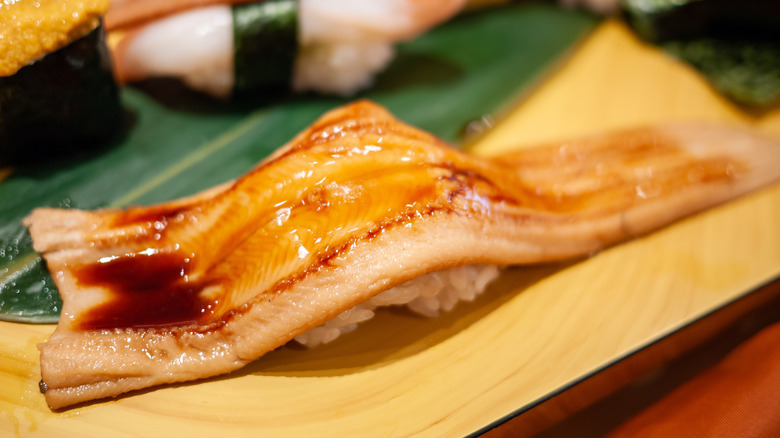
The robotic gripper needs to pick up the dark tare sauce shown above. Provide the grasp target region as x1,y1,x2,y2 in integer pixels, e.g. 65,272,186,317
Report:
73,250,216,330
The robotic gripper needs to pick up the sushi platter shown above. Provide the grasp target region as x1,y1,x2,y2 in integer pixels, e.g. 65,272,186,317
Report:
2,1,780,436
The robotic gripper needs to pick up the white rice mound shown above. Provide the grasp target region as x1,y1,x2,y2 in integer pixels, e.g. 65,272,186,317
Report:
293,0,467,96
294,264,501,348
292,41,395,96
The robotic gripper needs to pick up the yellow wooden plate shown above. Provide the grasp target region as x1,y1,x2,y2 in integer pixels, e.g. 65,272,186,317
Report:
3,20,780,437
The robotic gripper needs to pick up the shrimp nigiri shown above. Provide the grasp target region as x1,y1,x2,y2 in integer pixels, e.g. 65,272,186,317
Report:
108,0,468,98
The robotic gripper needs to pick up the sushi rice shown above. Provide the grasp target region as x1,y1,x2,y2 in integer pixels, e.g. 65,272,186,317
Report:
114,6,235,97
295,264,500,347
294,0,466,95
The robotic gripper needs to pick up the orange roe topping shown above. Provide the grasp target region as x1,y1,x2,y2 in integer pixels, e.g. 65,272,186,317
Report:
0,0,111,76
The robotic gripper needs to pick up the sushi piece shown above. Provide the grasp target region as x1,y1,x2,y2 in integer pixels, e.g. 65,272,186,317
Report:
622,0,780,108
106,0,468,98
622,0,780,43
24,101,780,409
0,0,123,162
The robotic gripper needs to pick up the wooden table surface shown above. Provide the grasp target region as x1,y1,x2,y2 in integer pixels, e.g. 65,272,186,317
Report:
2,19,780,438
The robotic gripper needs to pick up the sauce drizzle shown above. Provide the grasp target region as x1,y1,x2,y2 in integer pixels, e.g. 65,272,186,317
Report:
73,249,216,330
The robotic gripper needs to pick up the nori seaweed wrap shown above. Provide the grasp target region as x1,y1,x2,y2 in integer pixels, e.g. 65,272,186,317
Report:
623,0,780,107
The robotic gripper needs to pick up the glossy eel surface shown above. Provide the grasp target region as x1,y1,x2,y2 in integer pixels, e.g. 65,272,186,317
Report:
25,101,780,409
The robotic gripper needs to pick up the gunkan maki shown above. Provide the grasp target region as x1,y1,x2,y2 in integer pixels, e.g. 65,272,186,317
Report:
0,0,123,163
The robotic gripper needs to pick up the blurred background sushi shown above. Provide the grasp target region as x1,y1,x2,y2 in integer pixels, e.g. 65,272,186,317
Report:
0,0,123,163
106,0,470,98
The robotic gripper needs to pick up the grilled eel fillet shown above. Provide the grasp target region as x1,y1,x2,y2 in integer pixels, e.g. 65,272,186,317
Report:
25,100,780,409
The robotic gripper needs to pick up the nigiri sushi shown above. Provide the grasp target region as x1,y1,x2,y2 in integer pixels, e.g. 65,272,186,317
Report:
0,0,123,162
24,101,780,409
107,0,468,98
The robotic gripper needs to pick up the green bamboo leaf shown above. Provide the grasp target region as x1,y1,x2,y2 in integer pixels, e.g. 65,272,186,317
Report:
0,3,597,322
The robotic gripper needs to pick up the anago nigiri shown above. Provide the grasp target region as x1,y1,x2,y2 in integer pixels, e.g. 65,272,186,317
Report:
25,101,780,408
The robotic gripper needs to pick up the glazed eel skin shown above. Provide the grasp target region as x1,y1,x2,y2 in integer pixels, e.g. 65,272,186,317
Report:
25,101,780,409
